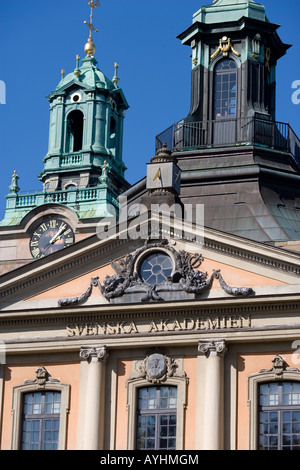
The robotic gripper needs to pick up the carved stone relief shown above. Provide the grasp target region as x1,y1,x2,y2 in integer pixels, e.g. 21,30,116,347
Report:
259,355,300,378
58,238,255,306
24,366,60,388
128,349,188,385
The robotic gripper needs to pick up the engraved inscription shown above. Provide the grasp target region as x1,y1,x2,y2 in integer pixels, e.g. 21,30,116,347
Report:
66,315,251,337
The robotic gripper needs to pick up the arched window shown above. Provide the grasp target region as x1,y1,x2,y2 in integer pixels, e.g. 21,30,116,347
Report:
248,355,300,450
213,59,237,119
136,386,177,450
21,391,61,450
110,116,116,139
11,366,70,450
66,110,84,153
258,381,300,450
126,355,188,450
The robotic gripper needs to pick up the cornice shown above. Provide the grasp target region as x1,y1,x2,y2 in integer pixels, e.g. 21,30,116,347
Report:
0,295,300,328
203,237,300,276
3,324,300,354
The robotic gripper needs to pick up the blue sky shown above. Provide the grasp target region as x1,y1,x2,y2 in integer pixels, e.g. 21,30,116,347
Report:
0,0,299,219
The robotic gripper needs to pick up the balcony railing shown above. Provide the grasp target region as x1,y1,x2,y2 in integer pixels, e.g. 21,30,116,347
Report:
155,117,300,169
14,187,119,210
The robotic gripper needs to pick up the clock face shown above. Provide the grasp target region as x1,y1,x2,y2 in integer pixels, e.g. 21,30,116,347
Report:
30,219,75,259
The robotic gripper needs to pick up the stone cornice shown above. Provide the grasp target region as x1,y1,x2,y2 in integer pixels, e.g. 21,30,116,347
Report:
0,294,299,328
203,237,300,275
3,324,300,354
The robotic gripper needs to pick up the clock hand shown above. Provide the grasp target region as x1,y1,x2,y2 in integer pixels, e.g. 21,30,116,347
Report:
41,232,64,254
49,226,66,244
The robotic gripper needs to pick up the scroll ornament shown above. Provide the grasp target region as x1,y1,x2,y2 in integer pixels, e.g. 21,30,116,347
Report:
24,366,60,388
58,239,255,306
128,350,188,385
211,37,241,60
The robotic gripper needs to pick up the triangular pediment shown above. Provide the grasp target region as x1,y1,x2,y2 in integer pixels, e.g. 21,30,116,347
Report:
0,212,299,312
47,80,93,100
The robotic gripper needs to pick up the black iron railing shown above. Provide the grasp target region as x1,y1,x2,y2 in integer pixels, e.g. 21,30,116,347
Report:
155,117,300,169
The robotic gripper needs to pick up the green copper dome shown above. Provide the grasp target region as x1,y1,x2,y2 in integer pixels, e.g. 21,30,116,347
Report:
193,0,267,24
55,56,115,93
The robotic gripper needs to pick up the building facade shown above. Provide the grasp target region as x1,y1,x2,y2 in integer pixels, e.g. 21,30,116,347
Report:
0,0,300,452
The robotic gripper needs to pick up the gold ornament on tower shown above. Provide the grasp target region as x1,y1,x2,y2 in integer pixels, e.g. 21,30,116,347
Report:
84,0,100,56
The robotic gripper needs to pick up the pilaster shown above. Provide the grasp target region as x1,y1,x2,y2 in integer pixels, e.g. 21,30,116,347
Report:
79,345,108,450
198,339,227,450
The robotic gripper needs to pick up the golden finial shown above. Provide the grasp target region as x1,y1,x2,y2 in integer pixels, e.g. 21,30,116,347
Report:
74,55,81,77
84,0,100,56
61,69,65,79
112,62,120,86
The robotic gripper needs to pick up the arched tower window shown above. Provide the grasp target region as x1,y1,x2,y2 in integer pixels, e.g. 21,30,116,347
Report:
110,116,116,139
213,59,237,119
66,110,84,153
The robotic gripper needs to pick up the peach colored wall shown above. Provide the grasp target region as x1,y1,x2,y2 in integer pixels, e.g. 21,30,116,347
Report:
237,351,294,450
115,359,132,450
201,258,286,288
182,356,197,450
27,264,116,301
27,255,286,302
1,361,80,450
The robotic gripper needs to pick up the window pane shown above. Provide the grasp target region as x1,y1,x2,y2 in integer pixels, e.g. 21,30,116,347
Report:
42,419,60,450
213,60,237,119
137,387,177,450
21,419,41,450
258,381,300,450
44,391,61,414
21,391,61,451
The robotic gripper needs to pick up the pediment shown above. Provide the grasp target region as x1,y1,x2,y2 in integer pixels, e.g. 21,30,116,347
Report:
0,212,299,311
48,80,93,99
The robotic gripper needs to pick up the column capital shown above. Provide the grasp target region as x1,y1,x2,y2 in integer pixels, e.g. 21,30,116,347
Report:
198,339,226,358
80,345,108,363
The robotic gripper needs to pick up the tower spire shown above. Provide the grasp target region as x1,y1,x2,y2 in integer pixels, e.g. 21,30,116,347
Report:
84,0,100,56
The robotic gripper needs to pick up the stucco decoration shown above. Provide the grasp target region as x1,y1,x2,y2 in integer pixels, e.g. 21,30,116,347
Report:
58,238,255,306
24,366,60,388
128,349,188,385
259,355,300,378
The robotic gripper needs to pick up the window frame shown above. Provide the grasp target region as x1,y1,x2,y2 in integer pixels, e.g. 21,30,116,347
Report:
126,376,187,450
65,109,84,153
213,58,238,120
136,385,178,451
139,251,174,286
21,390,61,450
11,381,70,450
248,365,300,450
257,381,300,450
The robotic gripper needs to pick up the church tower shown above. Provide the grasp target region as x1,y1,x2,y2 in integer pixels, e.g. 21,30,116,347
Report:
178,0,290,124
0,1,130,272
126,0,300,247
41,45,128,196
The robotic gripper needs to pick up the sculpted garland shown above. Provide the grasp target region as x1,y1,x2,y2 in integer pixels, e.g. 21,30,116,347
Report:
58,239,255,307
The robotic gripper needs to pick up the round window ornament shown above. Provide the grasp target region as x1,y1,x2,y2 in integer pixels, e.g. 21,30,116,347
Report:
139,251,173,286
71,93,81,103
